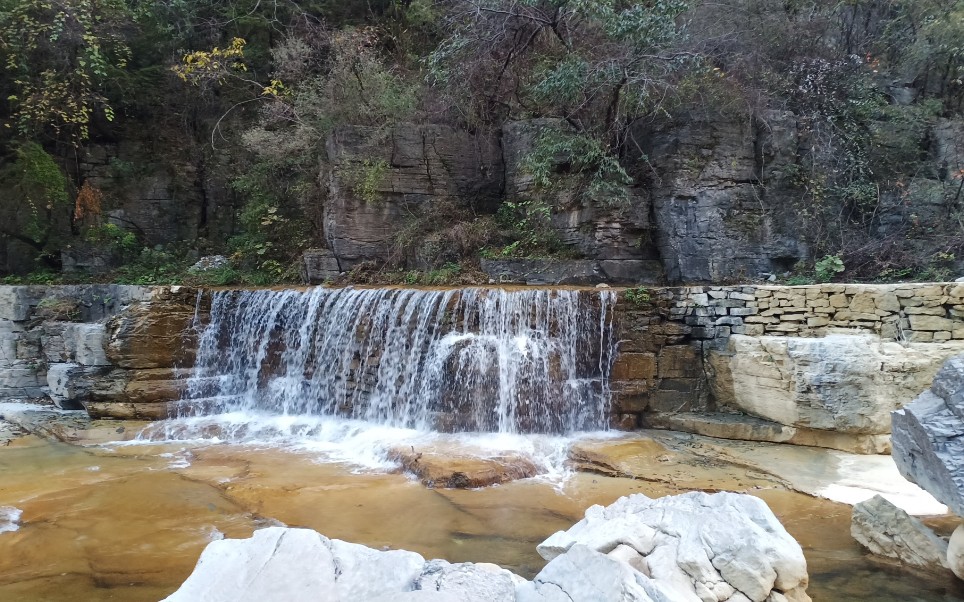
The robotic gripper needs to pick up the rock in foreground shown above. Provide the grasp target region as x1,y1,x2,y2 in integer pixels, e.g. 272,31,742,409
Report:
537,491,810,602
165,492,810,602
892,355,964,517
851,495,948,572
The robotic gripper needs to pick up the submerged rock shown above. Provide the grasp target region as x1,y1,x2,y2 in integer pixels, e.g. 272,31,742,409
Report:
0,506,22,534
892,355,964,517
389,445,538,488
851,495,948,572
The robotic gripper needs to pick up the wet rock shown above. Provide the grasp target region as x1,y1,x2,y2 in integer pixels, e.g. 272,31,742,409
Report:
536,491,810,602
892,355,964,517
710,334,964,436
851,495,949,571
389,445,538,488
105,300,197,369
0,506,21,534
46,363,109,410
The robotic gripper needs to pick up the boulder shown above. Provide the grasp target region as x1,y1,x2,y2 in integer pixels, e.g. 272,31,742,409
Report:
850,495,948,571
167,493,809,602
948,525,964,580
892,355,964,517
710,334,964,435
517,544,684,602
536,491,810,602
416,560,521,602
164,527,426,602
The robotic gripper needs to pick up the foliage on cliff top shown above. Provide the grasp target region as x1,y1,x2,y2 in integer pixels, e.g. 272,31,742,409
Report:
0,0,963,283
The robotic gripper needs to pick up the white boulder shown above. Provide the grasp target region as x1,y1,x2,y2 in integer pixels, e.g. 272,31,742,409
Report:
537,492,810,602
948,525,964,580
711,334,964,435
163,527,426,602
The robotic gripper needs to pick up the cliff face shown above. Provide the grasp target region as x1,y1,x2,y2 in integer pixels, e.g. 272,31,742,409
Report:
311,117,812,285
8,112,959,285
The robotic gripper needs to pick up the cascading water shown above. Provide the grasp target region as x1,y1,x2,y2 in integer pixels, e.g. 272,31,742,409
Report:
174,287,616,436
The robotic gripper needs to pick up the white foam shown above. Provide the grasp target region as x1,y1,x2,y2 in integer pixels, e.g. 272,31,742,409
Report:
0,506,22,534
124,412,613,481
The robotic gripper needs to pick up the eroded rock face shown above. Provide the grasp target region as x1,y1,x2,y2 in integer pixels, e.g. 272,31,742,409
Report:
324,124,503,269
851,495,948,572
630,111,808,284
710,334,964,435
892,355,964,517
536,491,810,602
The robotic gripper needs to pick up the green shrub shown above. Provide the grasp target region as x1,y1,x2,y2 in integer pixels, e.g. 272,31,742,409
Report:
814,255,845,283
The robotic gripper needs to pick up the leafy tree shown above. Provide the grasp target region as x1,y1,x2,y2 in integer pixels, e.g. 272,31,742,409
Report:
0,0,133,143
0,142,72,264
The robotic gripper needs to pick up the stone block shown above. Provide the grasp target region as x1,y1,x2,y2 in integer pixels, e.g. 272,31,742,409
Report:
874,293,901,313
909,315,957,332
657,345,699,379
829,294,849,308
904,306,949,316
849,293,877,314
610,353,657,381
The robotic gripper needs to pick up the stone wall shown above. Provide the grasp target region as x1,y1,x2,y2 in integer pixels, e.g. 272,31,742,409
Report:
0,286,154,404
0,285,199,420
610,282,964,453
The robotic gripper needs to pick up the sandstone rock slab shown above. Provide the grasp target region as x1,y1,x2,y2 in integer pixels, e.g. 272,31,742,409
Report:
389,445,538,488
711,334,964,435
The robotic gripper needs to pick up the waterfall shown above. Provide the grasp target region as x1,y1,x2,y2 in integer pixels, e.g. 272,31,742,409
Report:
177,287,616,435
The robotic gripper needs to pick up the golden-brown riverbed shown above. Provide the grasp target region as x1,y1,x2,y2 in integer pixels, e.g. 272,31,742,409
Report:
0,419,962,601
